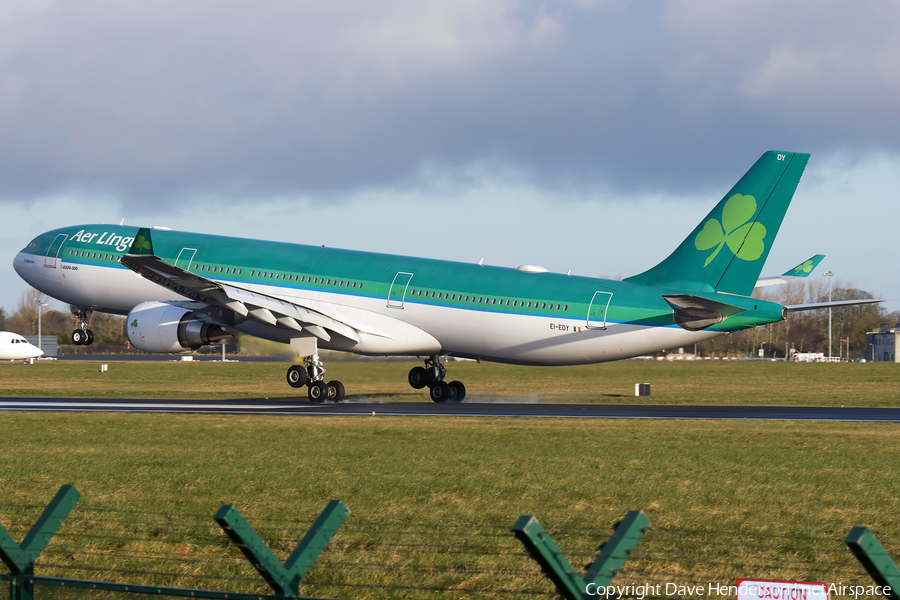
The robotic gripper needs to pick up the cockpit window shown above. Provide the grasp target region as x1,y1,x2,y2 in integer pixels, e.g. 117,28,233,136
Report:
25,238,39,251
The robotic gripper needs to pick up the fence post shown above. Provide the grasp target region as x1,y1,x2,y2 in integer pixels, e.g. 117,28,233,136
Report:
584,510,651,589
0,485,81,600
512,516,585,600
846,526,900,600
215,499,349,599
512,510,650,600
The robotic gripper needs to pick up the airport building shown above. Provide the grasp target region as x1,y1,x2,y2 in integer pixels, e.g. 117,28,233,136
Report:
866,324,900,363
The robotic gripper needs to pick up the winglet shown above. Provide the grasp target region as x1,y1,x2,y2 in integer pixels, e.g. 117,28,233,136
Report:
755,254,826,288
128,227,155,256
782,254,825,277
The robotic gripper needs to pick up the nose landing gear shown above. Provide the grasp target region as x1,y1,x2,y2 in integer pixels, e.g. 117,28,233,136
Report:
409,355,466,403
70,306,95,346
286,353,345,403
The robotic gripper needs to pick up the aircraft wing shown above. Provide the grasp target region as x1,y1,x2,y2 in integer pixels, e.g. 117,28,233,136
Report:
120,228,361,344
754,254,825,288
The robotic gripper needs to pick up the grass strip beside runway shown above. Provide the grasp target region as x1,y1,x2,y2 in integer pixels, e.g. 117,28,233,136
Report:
1,358,899,406
0,413,898,597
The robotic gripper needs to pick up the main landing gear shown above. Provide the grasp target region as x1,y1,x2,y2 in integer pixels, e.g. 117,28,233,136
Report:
70,306,94,346
408,355,466,403
286,353,345,404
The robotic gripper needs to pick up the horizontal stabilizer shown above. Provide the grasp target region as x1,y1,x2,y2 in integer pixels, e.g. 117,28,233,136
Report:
662,294,747,332
662,294,748,316
785,298,884,312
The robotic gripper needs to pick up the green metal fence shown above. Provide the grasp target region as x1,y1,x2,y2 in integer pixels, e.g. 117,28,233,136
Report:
3,486,899,599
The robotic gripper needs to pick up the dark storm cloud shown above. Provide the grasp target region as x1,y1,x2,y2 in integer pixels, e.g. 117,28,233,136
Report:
0,1,898,205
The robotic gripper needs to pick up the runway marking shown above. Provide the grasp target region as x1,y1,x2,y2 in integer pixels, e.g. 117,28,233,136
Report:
0,401,311,410
3,398,900,421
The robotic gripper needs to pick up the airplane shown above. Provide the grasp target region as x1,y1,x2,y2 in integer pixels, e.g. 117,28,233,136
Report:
12,151,883,402
0,332,44,361
755,254,826,288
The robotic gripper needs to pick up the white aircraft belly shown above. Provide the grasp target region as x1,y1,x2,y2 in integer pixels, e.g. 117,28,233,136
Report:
269,286,727,364
58,262,185,312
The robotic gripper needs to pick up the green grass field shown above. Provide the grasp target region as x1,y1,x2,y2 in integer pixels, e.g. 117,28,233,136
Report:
1,357,899,406
2,360,900,598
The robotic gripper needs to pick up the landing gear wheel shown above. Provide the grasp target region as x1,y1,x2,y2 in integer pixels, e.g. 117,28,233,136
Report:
287,365,308,388
84,330,95,346
408,366,429,389
308,381,328,403
72,330,86,345
448,381,466,402
430,381,452,403
327,380,345,403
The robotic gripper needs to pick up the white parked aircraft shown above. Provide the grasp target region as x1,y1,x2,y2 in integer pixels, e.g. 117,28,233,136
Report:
0,332,44,361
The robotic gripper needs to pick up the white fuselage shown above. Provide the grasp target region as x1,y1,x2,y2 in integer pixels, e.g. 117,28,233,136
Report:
14,251,721,365
0,331,44,361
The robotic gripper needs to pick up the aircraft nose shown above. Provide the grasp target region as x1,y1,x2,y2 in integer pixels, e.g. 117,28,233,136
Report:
13,252,34,284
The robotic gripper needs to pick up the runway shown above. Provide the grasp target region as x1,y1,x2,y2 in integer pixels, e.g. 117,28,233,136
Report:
2,397,899,421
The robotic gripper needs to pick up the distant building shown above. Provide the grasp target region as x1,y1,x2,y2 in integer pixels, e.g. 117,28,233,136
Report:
866,324,900,363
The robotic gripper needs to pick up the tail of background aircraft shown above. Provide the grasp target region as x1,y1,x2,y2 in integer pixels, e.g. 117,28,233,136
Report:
624,151,810,297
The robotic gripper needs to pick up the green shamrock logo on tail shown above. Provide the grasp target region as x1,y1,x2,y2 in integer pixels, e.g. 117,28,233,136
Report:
792,259,814,274
694,194,766,267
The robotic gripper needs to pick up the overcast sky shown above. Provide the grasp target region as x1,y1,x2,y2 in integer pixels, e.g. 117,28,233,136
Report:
2,1,899,315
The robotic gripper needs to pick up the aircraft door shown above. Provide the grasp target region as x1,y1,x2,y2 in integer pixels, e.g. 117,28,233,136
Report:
387,272,414,308
175,248,198,271
44,234,68,268
587,291,613,329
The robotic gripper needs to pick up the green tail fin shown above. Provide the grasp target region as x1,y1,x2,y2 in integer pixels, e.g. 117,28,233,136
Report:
624,151,810,296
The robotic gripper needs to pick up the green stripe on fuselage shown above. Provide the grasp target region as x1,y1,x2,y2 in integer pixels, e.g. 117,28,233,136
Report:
26,224,786,332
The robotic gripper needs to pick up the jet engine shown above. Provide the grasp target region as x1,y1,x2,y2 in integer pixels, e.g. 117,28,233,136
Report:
126,301,232,353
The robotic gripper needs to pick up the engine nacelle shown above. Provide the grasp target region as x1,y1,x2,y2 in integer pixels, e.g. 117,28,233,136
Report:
126,301,232,353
